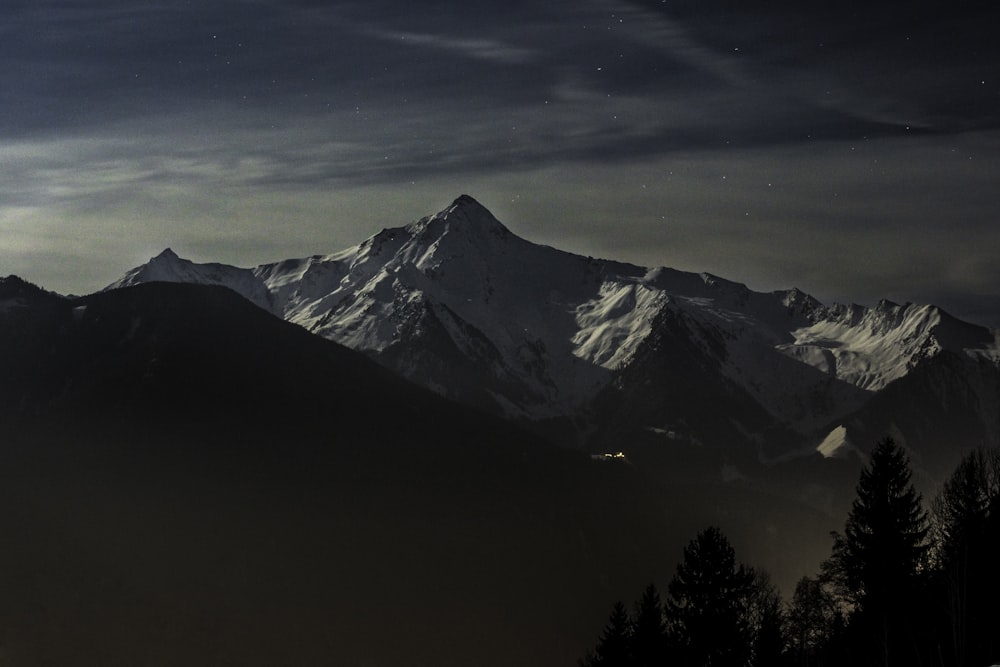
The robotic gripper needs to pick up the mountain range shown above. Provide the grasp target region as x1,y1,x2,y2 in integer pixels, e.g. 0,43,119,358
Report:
107,194,1000,479
3,195,999,665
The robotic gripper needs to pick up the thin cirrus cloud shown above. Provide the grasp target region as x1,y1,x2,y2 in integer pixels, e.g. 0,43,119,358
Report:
359,26,539,65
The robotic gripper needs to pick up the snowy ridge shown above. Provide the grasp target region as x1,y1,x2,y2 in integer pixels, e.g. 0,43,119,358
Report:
106,195,1000,451
779,300,995,391
107,248,274,313
250,196,652,415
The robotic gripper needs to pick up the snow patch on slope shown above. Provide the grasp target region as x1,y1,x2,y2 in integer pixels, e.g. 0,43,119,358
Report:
572,281,666,369
817,425,854,458
779,302,946,391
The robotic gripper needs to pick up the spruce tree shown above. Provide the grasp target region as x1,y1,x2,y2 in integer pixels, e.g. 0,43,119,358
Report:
666,526,753,667
583,601,633,667
825,437,929,665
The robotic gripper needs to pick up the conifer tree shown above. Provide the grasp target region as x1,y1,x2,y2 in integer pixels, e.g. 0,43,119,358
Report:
827,438,929,609
582,601,633,667
931,447,1000,666
666,526,753,667
631,584,666,667
825,437,929,665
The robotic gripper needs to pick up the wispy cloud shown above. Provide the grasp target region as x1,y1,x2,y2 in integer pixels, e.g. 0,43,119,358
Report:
587,0,750,87
362,27,538,65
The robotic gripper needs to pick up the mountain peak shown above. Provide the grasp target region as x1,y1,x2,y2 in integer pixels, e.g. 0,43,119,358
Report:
0,275,61,305
400,196,515,250
448,194,489,214
0,275,34,291
153,248,181,262
452,193,482,208
106,248,275,313
437,195,511,236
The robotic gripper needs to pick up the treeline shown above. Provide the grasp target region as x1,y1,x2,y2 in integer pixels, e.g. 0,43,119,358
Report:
581,439,1000,667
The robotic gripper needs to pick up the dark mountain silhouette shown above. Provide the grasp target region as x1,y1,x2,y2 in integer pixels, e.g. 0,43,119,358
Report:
0,279,690,667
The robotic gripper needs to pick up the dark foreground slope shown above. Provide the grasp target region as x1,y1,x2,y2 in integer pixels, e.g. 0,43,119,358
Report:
0,278,698,667
0,278,851,666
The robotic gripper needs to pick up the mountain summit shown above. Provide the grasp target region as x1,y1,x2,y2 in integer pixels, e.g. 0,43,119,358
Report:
110,245,274,311
107,196,1000,469
439,194,510,230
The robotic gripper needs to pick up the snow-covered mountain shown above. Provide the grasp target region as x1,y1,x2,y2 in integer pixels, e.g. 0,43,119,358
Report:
107,195,1000,467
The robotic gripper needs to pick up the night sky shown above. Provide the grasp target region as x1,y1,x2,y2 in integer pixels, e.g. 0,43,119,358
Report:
4,1,1000,325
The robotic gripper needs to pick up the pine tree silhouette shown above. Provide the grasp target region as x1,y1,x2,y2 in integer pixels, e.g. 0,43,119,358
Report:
931,447,1000,667
631,584,666,667
666,526,753,667
825,437,929,665
582,601,633,667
